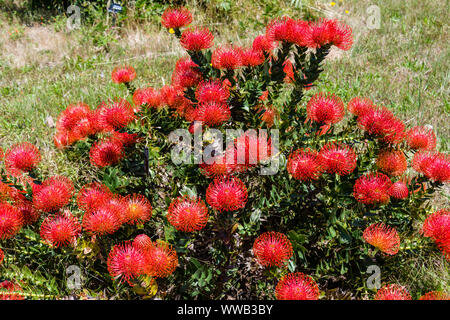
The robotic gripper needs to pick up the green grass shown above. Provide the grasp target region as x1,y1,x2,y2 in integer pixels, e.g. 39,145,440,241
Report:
0,0,448,297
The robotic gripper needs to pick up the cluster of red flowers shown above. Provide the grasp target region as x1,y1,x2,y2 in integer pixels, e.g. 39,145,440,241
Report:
0,280,24,300
80,183,152,236
422,209,449,260
107,234,178,283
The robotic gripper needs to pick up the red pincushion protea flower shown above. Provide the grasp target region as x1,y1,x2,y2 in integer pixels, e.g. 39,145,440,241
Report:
309,19,353,50
388,181,409,199
206,177,248,212
56,102,91,132
234,131,272,166
374,284,411,300
193,102,231,127
419,291,450,300
287,148,324,181
33,176,74,212
167,196,209,232
241,48,265,67
211,45,243,70
0,203,23,240
132,87,161,109
412,151,436,175
0,281,25,300
161,7,192,29
56,102,97,143
96,98,135,131
111,66,136,84
16,200,40,225
406,126,437,151
199,148,239,177
306,93,345,125
171,57,202,88
0,248,3,265
107,242,145,283
424,153,450,183
266,17,311,47
132,234,153,251
143,240,178,278
275,272,320,300
180,27,214,51
77,182,112,212
318,143,357,176
195,80,230,104
353,172,392,205
40,211,81,248
4,142,41,176
357,106,405,144
253,231,293,267
422,209,450,244
124,194,153,225
252,34,276,53
89,138,124,168
363,223,400,255
376,150,407,176
82,203,123,236
347,97,375,117
406,126,436,150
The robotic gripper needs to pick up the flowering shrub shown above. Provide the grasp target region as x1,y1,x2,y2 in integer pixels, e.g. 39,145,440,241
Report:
0,7,449,300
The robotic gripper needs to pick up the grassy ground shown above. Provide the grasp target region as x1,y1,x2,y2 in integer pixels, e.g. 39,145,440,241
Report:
0,0,448,295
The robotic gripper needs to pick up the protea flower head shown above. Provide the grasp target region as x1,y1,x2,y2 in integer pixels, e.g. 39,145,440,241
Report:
33,176,74,212
318,143,357,176
161,7,192,30
252,34,276,53
363,223,400,255
241,48,265,67
96,98,135,131
180,27,214,51
0,202,23,240
287,148,324,181
424,153,450,183
357,106,405,144
253,231,293,267
192,102,231,127
171,57,202,88
89,138,124,168
195,80,230,104
124,194,153,225
132,87,162,109
132,234,153,252
4,142,41,177
419,291,450,300
388,180,409,199
40,211,81,248
77,182,112,212
206,176,248,212
82,197,125,236
347,97,375,117
306,93,345,125
107,242,145,283
167,196,209,232
422,209,449,259
111,66,136,84
142,240,178,278
211,45,243,70
275,272,320,300
406,126,437,151
374,284,411,300
308,18,353,50
16,200,40,225
376,150,407,177
353,172,392,205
